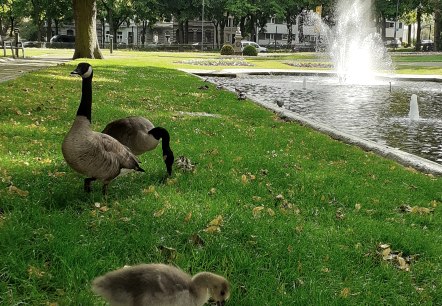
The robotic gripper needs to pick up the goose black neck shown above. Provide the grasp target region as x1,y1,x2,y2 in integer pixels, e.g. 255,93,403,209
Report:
149,127,171,154
76,74,93,122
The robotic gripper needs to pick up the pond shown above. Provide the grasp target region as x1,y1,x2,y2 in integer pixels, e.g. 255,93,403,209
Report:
208,75,442,164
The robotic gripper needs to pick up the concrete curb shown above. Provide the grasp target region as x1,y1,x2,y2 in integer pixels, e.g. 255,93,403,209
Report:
184,69,442,176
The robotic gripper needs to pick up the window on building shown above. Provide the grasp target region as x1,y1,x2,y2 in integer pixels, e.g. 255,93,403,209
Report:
117,31,123,42
67,29,74,36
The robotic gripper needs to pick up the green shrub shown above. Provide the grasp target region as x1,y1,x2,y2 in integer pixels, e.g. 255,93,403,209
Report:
220,44,235,55
243,45,258,56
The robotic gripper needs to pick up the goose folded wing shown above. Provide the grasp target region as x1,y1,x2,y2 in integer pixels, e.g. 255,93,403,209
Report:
98,133,141,169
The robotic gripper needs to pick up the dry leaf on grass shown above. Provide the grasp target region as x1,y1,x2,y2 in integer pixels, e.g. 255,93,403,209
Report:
8,185,29,197
377,243,416,271
252,206,265,217
184,212,192,222
399,205,434,214
28,265,45,278
143,185,156,194
340,287,351,298
154,208,166,218
204,215,223,233
189,233,205,247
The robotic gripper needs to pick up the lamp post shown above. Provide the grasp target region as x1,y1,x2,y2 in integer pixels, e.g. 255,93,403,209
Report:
201,0,204,51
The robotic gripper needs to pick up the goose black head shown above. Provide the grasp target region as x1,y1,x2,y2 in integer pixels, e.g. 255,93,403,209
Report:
164,150,174,176
71,62,93,79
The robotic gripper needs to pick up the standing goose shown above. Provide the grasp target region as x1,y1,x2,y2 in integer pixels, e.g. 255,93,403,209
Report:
102,117,174,175
62,63,144,195
92,263,230,306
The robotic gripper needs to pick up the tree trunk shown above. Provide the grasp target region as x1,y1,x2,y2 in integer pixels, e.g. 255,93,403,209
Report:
219,18,226,46
72,0,103,59
286,14,293,46
55,19,59,35
381,17,386,40
415,8,422,51
407,23,412,47
435,7,441,51
46,17,52,42
9,15,14,37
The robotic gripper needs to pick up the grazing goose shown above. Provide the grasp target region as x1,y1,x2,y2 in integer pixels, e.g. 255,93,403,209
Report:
92,263,230,306
102,117,174,175
62,63,144,195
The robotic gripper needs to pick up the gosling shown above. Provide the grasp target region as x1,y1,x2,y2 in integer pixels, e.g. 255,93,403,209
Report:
92,263,230,306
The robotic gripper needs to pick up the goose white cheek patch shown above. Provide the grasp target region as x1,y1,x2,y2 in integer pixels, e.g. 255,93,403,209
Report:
82,66,93,78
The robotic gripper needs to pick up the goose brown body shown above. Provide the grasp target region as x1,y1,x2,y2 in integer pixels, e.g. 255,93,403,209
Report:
62,63,144,194
92,263,230,306
102,117,158,155
102,116,174,175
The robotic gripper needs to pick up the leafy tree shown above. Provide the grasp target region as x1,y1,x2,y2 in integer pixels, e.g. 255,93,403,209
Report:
73,0,103,59
434,0,442,50
100,0,134,43
45,0,73,41
133,0,159,46
158,0,200,44
205,0,229,47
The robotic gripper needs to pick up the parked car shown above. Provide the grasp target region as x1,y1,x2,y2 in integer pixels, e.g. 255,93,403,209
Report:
421,39,434,51
50,34,75,43
241,41,267,53
384,38,401,48
22,41,40,47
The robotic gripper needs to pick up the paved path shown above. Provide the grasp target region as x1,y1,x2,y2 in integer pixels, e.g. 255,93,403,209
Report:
0,56,71,83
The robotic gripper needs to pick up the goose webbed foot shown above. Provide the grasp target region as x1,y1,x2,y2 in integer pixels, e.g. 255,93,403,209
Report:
84,178,96,193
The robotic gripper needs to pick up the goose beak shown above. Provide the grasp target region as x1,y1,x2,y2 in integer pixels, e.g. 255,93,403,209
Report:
70,69,80,76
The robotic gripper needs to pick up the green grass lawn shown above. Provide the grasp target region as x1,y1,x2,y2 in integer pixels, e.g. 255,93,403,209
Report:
0,53,442,305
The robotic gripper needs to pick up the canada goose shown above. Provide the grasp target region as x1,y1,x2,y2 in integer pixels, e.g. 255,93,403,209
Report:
92,263,230,306
102,116,174,175
235,88,246,100
276,99,284,107
62,63,145,195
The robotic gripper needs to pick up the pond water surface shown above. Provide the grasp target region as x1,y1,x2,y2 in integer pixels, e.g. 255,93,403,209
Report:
209,75,442,164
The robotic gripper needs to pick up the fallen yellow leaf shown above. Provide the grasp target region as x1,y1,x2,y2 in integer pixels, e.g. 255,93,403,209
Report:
252,206,265,217
143,185,155,194
99,206,109,212
8,185,29,197
28,265,45,278
241,174,248,184
397,256,409,271
204,225,221,233
154,208,165,218
184,212,192,222
340,287,351,298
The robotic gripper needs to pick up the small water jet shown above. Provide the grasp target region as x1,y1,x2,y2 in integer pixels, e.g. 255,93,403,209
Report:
409,94,419,120
303,77,307,89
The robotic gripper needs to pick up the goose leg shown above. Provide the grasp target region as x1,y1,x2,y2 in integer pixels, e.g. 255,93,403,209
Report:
102,182,109,196
84,177,96,192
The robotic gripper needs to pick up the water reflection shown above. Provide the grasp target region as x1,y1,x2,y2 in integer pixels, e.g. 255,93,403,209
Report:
209,75,442,164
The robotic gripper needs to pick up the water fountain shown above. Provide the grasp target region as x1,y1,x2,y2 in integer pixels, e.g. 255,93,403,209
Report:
326,0,393,84
408,94,419,120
